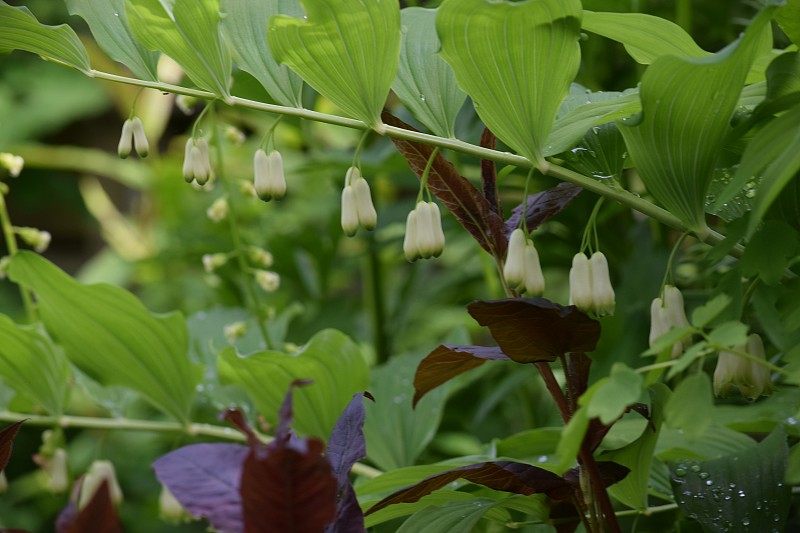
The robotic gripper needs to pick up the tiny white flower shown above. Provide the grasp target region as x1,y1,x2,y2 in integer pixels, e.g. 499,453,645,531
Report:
224,321,248,344
206,197,229,223
255,269,280,292
202,253,228,273
428,201,445,255
175,95,197,115
340,186,359,237
79,460,123,509
247,247,274,268
569,252,593,311
117,119,134,159
254,149,287,201
713,333,774,400
353,177,377,230
46,448,69,493
225,126,246,146
15,226,51,253
403,209,420,262
131,117,149,158
159,484,194,523
589,252,615,316
0,153,24,177
523,240,545,296
503,228,527,288
194,138,212,186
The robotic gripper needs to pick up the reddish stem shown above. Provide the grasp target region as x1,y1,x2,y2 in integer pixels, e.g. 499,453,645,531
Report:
535,362,570,424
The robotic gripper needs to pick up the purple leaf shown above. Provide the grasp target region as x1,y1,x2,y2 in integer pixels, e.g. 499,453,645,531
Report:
153,443,249,533
413,345,510,407
505,183,582,236
0,420,25,472
324,484,363,533
468,298,601,362
366,461,572,516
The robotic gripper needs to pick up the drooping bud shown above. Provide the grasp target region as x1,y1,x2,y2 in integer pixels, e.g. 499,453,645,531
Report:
15,226,51,253
403,209,420,262
648,297,670,346
569,252,593,311
206,197,229,223
589,252,615,316
131,117,149,158
159,484,194,523
0,153,24,177
194,138,212,186
247,247,274,268
713,333,774,400
78,460,123,509
503,228,527,288
428,201,445,256
224,321,248,344
340,186,359,237
255,269,280,292
353,176,377,230
182,139,195,183
117,119,134,159
254,150,287,201
202,253,228,273
224,126,246,146
649,285,692,358
415,202,438,259
175,95,197,115
663,285,690,329
523,241,545,296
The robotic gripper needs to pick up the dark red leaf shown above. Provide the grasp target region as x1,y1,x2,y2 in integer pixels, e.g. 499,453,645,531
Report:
152,443,249,533
223,408,263,450
467,298,601,362
0,420,25,471
549,499,581,533
276,379,314,443
365,461,572,516
1,529,32,532
479,128,501,216
564,461,630,488
505,183,583,236
65,480,123,533
382,111,508,258
413,345,510,407
241,437,337,533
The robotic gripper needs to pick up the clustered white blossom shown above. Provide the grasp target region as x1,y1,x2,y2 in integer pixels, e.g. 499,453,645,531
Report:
569,251,615,316
223,321,248,344
649,285,692,357
117,117,149,159
503,228,545,296
713,333,774,400
182,137,213,185
206,196,229,223
403,201,445,261
341,166,377,236
254,149,287,201
255,269,280,292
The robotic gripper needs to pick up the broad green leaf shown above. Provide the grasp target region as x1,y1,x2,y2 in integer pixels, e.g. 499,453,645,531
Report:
124,0,231,97
776,0,800,46
66,0,159,80
364,352,448,471
364,491,485,528
436,0,582,169
707,321,750,347
0,1,90,73
0,316,70,415
554,405,589,474
357,461,478,499
582,11,707,64
618,7,776,230
691,294,732,328
669,427,790,533
396,498,497,533
7,252,201,422
267,0,401,129
218,329,368,439
219,0,303,107
581,363,643,425
494,427,562,460
393,8,466,138
664,373,714,440
788,442,800,484
601,384,668,511
741,221,799,284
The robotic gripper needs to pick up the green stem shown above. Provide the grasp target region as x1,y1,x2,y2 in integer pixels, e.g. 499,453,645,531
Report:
0,190,36,322
210,105,273,349
364,232,390,364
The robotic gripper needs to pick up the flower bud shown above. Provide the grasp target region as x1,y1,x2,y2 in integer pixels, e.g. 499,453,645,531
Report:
503,228,527,288
46,448,69,493
403,209,420,262
117,119,134,159
78,460,123,509
224,322,248,344
353,177,377,230
182,139,195,183
206,197,229,223
589,252,615,316
0,153,24,177
224,126,246,146
428,201,445,255
569,253,593,311
15,226,51,253
648,297,669,345
340,186,359,237
202,253,228,273
523,241,545,296
131,117,149,158
255,270,280,292
159,484,193,523
247,247,274,268
194,138,212,186
713,333,774,400
175,95,197,115
254,150,287,201
663,285,690,329
415,202,438,259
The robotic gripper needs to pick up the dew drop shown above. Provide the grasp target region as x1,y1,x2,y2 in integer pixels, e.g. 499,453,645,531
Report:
690,464,701,473
675,467,687,477
419,93,426,102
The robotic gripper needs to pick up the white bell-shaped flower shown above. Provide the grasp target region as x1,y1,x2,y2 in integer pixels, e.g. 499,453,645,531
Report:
569,252,593,311
523,240,545,296
340,185,359,236
403,209,420,261
713,333,773,400
117,119,134,159
353,176,377,230
415,202,439,259
589,252,615,316
503,228,527,288
428,201,445,255
79,460,123,509
131,117,149,157
649,285,691,358
254,149,287,201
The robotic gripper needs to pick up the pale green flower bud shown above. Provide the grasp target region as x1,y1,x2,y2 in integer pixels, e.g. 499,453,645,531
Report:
206,197,229,223
131,117,149,158
46,448,69,493
202,253,228,273
224,322,248,344
79,460,123,509
353,177,377,230
523,241,545,296
254,150,286,201
428,201,445,256
340,186,359,237
663,285,690,329
714,333,773,400
403,209,420,262
255,269,280,292
415,202,438,259
247,247,274,268
503,228,527,288
194,138,212,186
159,484,194,523
182,139,195,183
569,252,593,311
649,286,692,358
589,252,615,316
175,95,197,115
0,153,24,177
224,126,246,146
649,297,670,345
15,226,51,253
117,119,134,159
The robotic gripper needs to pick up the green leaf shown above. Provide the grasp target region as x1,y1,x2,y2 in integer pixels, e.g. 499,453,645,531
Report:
664,373,714,440
65,0,159,80
776,0,800,46
617,7,776,230
7,252,201,423
396,498,497,533
364,351,448,471
554,405,589,474
219,0,303,107
670,427,790,533
741,221,799,284
364,491,486,529
691,294,732,328
218,329,368,439
582,11,707,64
393,7,466,138
124,0,231,97
267,0,400,129
707,321,750,347
494,427,562,460
0,1,90,73
787,442,800,484
601,384,669,510
436,0,582,168
0,316,70,415
581,363,643,425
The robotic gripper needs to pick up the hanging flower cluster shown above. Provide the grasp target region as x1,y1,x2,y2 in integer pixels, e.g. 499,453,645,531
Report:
254,149,287,201
649,285,692,357
117,117,149,159
569,251,615,316
713,333,774,400
403,201,445,261
503,228,545,295
182,137,213,185
340,166,377,236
